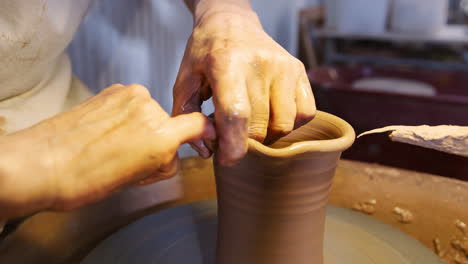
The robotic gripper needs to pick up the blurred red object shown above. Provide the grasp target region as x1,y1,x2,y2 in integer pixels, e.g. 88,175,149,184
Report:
308,65,468,180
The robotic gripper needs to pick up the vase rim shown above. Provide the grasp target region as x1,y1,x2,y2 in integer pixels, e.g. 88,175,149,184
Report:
248,111,355,157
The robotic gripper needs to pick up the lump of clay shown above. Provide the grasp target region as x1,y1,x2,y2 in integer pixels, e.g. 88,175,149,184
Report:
359,125,468,157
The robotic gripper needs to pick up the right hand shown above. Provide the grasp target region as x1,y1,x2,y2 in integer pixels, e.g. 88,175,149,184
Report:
172,9,316,167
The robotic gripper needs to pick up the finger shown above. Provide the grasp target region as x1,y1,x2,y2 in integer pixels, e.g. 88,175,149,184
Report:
172,70,212,157
294,72,316,129
246,76,270,143
172,70,203,116
189,140,212,159
210,74,251,167
139,112,216,185
265,75,297,144
165,112,216,146
203,113,217,153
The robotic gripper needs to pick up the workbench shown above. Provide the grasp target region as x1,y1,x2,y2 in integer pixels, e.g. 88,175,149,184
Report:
1,158,467,264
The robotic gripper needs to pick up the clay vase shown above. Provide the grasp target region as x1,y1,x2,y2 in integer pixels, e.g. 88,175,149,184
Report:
213,111,355,264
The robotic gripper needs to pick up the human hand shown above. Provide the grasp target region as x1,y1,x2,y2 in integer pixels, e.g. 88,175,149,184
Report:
0,84,215,218
173,6,316,166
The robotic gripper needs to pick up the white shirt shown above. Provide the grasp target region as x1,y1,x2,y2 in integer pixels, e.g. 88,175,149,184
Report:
0,0,93,134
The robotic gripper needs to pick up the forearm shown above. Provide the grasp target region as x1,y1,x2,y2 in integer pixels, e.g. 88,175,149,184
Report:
0,126,55,220
184,0,260,26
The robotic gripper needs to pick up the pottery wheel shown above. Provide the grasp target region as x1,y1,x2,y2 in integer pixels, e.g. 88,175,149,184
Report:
82,200,442,264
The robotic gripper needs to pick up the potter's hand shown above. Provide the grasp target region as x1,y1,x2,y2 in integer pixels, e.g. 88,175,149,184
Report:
0,84,215,219
174,0,316,166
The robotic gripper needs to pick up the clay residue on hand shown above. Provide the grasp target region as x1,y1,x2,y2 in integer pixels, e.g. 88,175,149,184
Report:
393,206,413,224
352,199,377,215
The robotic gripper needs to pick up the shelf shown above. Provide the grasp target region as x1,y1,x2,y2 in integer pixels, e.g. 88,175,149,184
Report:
315,25,468,45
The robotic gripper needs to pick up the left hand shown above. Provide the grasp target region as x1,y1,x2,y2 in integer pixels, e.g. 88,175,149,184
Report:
173,9,316,166
0,84,215,219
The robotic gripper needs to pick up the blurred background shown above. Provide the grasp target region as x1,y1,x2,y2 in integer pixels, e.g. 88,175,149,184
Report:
68,0,468,180
298,0,468,180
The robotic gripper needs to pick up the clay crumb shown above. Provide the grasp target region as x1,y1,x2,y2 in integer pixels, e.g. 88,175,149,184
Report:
454,253,468,264
451,237,468,258
364,167,400,177
433,238,445,257
393,207,413,224
352,199,377,215
455,219,467,234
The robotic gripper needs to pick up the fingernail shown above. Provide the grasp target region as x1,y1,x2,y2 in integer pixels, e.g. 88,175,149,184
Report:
189,142,204,156
204,139,216,152
190,140,211,159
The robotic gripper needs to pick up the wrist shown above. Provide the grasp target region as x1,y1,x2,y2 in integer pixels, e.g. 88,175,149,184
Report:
192,0,261,28
0,126,57,219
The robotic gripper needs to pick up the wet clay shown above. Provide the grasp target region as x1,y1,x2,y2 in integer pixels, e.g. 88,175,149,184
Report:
213,111,355,264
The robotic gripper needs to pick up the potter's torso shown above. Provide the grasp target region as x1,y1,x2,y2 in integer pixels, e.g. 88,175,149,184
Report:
0,0,93,134
0,0,181,237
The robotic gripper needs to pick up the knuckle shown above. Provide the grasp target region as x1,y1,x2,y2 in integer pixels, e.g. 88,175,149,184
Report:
111,83,125,88
253,50,270,63
126,84,151,99
291,58,306,74
273,54,290,66
206,49,237,69
270,122,294,135
249,113,269,130
109,83,125,90
248,126,267,141
295,58,306,70
133,101,164,123
221,105,251,122
101,83,125,95
109,83,125,89
249,120,268,131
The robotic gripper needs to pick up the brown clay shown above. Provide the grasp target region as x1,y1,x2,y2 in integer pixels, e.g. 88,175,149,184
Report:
214,111,355,264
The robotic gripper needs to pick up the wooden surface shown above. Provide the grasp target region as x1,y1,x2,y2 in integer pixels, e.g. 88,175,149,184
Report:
177,157,468,264
1,157,467,264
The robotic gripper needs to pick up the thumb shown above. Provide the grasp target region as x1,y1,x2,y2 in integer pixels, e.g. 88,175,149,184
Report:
165,112,216,146
172,72,214,158
172,71,203,116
